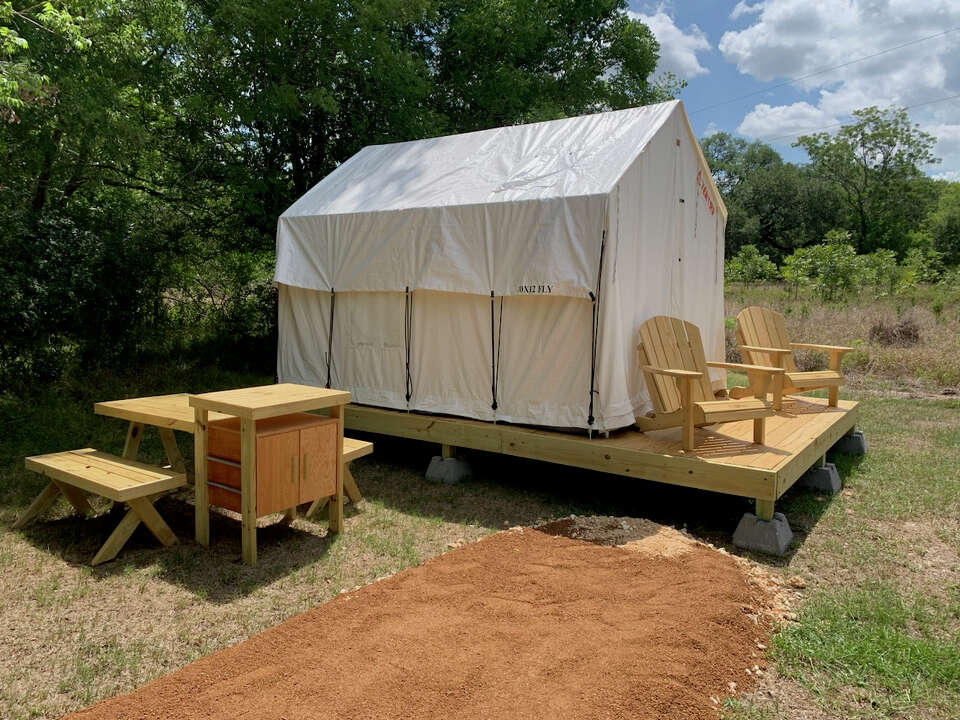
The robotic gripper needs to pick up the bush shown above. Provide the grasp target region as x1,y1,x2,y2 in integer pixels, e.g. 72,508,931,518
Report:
725,244,779,284
780,230,863,302
869,318,921,347
859,249,900,297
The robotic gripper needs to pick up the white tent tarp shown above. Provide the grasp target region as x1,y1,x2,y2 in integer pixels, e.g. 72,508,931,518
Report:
275,100,726,431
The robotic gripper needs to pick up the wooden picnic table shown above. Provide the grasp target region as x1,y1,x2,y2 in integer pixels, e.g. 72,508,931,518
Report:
96,387,367,566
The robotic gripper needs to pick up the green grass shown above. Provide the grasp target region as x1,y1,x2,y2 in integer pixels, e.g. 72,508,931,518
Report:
722,377,960,719
774,584,960,718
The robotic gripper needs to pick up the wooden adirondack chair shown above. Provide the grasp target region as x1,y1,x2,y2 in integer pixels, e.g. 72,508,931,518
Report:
734,306,852,409
635,316,785,451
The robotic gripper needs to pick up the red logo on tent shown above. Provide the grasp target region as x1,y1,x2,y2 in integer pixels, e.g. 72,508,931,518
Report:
696,170,715,216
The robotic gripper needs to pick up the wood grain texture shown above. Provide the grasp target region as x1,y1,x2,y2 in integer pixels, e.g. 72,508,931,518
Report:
298,421,338,504
345,397,858,503
188,384,350,420
24,450,185,502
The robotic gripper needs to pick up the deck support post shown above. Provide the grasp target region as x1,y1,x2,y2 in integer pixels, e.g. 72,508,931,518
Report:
441,444,457,459
755,498,774,522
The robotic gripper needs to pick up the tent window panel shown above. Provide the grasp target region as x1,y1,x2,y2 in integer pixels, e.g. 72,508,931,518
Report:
497,295,592,424
346,291,405,349
410,291,493,419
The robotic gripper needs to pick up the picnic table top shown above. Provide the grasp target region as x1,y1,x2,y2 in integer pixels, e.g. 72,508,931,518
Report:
95,393,229,433
94,392,372,462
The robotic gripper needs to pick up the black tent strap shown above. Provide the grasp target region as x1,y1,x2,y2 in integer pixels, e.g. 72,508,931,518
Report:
325,288,336,389
489,291,499,411
587,230,606,427
404,287,413,403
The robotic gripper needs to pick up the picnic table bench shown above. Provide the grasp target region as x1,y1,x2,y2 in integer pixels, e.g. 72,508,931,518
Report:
15,449,186,565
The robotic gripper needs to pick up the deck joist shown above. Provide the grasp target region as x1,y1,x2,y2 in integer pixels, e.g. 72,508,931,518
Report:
344,396,858,503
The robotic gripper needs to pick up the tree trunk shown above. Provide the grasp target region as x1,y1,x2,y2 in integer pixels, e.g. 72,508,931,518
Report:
31,127,63,212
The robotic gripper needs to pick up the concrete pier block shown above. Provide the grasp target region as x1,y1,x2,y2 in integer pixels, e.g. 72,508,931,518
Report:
831,430,868,456
733,512,793,556
796,462,842,494
425,456,473,484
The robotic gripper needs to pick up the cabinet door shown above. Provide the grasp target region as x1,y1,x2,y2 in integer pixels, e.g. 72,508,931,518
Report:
299,422,338,503
256,430,300,516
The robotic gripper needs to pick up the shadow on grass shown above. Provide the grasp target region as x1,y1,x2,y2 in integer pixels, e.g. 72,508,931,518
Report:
11,491,339,603
351,430,870,568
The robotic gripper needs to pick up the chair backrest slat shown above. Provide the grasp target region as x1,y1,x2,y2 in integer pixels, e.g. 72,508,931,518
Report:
637,316,715,413
736,307,797,372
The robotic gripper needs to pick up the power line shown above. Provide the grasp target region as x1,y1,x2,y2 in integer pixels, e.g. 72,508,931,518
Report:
690,26,960,115
761,92,960,144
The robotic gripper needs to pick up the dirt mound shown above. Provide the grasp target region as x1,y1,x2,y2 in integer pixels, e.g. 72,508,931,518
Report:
68,523,775,720
537,515,698,558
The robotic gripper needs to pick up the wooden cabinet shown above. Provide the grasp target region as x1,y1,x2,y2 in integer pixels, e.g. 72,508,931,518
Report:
207,413,338,517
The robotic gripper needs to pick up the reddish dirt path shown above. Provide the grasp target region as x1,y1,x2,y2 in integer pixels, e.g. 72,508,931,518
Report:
67,528,767,720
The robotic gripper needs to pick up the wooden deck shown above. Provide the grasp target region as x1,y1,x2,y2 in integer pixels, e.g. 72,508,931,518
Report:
344,396,858,517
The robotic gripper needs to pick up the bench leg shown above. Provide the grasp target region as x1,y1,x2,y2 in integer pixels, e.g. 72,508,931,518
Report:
12,481,62,529
91,507,142,566
305,495,328,520
128,497,178,547
53,480,95,516
343,465,362,504
305,462,360,521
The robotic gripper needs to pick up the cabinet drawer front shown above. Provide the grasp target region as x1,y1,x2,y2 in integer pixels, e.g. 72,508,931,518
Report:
299,421,338,503
208,422,242,462
208,457,241,489
208,482,242,513
256,430,301,516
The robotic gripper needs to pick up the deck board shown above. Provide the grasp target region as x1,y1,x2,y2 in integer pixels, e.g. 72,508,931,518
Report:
344,396,857,502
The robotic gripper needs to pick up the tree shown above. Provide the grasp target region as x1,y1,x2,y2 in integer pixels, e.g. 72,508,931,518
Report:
1,0,672,384
795,106,939,254
0,1,88,122
925,182,960,266
701,132,844,259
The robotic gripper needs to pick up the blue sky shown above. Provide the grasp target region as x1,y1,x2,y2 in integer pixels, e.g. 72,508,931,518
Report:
627,1,960,179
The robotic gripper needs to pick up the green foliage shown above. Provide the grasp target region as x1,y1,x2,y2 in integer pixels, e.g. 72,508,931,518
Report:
779,231,861,302
0,0,669,387
902,246,944,284
859,249,900,297
795,106,940,254
701,131,845,260
925,182,960,265
725,244,778,283
0,1,89,120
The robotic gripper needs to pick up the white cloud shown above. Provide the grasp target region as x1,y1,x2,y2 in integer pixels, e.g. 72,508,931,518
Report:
702,121,721,137
629,10,711,79
718,0,960,174
730,2,762,20
932,170,960,181
737,102,837,140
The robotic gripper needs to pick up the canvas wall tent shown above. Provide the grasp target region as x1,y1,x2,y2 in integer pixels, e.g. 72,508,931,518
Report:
275,100,727,432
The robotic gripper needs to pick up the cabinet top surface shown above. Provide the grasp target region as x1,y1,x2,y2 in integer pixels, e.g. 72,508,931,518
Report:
188,384,351,419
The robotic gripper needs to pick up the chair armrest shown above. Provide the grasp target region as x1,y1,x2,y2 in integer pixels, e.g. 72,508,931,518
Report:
641,365,703,379
740,345,793,355
790,343,853,353
707,361,784,374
